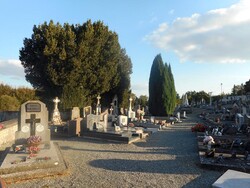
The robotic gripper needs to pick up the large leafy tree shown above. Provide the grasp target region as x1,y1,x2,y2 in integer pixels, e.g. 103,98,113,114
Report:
20,20,132,109
148,54,176,116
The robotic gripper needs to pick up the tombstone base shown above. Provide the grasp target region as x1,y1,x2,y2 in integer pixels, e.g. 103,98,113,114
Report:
15,129,51,145
82,129,141,144
0,141,68,184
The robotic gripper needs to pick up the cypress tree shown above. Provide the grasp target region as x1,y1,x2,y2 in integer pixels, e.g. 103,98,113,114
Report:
148,54,164,116
149,54,176,116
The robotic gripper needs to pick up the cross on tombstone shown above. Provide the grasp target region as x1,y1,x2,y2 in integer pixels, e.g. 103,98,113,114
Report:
25,114,41,136
53,97,60,110
110,105,113,115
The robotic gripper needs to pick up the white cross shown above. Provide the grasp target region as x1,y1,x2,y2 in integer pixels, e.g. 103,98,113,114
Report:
53,97,60,110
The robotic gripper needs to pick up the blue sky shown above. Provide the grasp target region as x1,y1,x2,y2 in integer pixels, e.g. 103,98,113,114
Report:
0,0,249,97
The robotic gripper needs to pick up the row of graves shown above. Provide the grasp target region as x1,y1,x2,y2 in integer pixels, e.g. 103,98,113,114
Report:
51,95,189,143
193,104,250,173
50,95,156,143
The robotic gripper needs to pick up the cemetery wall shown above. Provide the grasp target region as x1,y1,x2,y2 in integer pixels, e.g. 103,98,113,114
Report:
0,111,18,122
0,119,18,146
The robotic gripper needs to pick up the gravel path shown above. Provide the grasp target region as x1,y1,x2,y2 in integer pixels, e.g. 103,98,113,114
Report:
8,109,224,188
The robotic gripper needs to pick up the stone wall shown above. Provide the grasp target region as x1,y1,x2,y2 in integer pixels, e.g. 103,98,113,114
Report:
0,119,18,146
0,111,18,122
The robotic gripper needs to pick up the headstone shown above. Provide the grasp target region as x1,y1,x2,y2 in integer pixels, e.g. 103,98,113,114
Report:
71,107,80,120
68,117,82,136
86,110,108,131
212,169,250,188
183,111,186,118
109,106,113,115
128,97,135,119
118,115,128,127
235,113,244,130
120,108,124,115
182,94,189,106
83,106,92,118
112,95,119,115
52,97,62,125
128,111,136,119
177,112,181,122
15,100,50,144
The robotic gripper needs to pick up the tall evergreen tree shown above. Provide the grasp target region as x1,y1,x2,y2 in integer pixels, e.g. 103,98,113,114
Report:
19,20,132,109
148,54,176,116
148,54,165,115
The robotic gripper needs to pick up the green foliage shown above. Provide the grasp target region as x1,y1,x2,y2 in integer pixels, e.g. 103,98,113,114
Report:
137,95,148,107
186,91,210,104
148,54,176,116
0,84,37,111
0,95,20,111
20,20,132,109
244,80,250,93
14,87,38,104
232,84,244,95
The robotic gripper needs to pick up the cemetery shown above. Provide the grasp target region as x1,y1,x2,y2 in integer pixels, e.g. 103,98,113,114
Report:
193,100,250,173
1,93,250,187
0,95,175,184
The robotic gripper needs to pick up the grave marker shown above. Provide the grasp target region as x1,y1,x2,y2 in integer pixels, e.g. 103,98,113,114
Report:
15,100,50,145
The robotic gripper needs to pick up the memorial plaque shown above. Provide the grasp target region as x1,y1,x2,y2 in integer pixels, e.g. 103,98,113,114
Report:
25,103,41,112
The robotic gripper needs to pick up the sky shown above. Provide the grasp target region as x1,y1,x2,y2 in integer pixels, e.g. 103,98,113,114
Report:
0,0,249,97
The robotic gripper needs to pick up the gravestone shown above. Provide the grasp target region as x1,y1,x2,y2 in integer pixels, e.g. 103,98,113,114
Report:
71,107,80,120
212,169,250,188
183,111,186,118
68,117,82,137
15,100,50,144
177,112,181,122
86,111,108,131
118,115,128,127
112,95,119,116
120,108,124,115
51,97,62,125
128,111,136,119
128,97,135,119
235,113,244,130
83,106,92,118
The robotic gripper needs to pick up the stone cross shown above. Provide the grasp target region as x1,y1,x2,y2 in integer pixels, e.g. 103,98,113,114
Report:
96,94,101,115
129,97,133,111
53,97,60,110
110,105,113,115
25,114,41,136
97,94,101,105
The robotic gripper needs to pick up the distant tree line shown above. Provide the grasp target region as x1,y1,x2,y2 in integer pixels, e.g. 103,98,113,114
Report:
0,84,37,111
184,78,250,105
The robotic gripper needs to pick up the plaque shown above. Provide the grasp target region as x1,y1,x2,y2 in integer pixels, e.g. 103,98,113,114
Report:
36,124,44,132
26,103,41,112
21,126,29,133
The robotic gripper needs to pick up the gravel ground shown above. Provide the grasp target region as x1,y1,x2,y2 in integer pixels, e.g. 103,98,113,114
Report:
7,108,224,188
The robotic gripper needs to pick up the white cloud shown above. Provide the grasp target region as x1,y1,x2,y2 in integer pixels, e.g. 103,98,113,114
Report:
145,0,250,64
0,59,25,77
131,83,148,96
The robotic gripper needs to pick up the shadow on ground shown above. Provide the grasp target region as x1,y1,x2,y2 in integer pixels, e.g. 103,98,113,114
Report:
89,158,199,174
